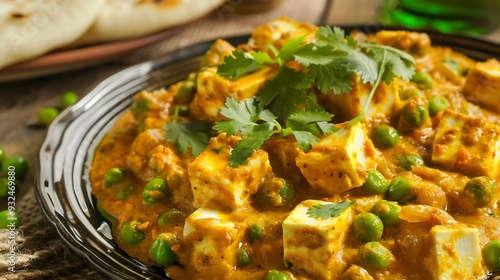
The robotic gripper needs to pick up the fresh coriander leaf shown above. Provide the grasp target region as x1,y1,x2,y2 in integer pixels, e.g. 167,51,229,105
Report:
360,43,416,83
309,63,354,94
272,87,313,119
294,44,343,66
346,34,358,49
214,98,277,136
307,201,356,220
218,50,263,79
214,98,257,135
279,36,305,62
286,109,334,135
316,26,346,47
315,26,378,85
319,122,339,133
292,131,318,152
164,120,211,156
229,123,275,167
286,109,334,152
256,67,314,118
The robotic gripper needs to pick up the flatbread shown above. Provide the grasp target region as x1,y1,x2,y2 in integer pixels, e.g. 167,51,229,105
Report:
0,0,105,69
73,0,225,46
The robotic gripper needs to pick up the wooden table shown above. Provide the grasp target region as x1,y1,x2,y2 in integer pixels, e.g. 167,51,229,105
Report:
0,0,498,278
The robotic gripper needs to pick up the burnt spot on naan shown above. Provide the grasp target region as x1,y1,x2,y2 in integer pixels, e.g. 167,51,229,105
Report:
137,0,181,8
11,12,28,19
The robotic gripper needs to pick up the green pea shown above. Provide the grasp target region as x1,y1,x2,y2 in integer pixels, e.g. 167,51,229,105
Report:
399,154,425,171
104,167,125,186
442,58,461,75
171,105,190,117
399,89,425,101
371,201,401,226
249,224,264,241
176,80,196,102
143,178,170,204
158,209,184,226
411,72,433,89
463,176,495,207
2,156,29,181
372,125,399,148
362,170,389,194
261,179,294,207
177,82,195,99
236,248,252,267
482,240,500,270
358,241,394,269
0,178,19,198
0,210,19,229
119,220,146,245
279,183,294,204
150,233,178,266
116,184,134,200
428,96,450,116
388,176,412,202
402,96,428,127
131,98,149,118
38,107,60,126
263,270,290,280
352,213,384,242
61,91,79,108
0,146,6,164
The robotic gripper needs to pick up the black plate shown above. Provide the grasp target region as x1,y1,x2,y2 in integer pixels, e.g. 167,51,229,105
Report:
35,26,500,279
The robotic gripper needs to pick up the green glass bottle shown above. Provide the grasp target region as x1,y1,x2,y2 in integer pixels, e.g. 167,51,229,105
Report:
380,0,500,35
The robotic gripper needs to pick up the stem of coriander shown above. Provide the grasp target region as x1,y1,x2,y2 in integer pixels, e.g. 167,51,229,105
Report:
272,120,293,137
348,50,388,127
268,44,279,59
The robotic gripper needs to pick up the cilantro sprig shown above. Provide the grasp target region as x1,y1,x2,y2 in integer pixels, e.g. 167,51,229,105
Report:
213,98,333,167
307,201,356,220
214,26,415,167
163,108,211,157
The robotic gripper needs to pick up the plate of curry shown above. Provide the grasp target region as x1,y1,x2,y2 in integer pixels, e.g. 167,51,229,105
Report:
36,18,500,280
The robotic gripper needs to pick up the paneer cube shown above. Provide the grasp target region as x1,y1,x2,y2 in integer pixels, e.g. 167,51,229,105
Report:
182,207,245,272
324,75,400,121
261,136,304,183
424,225,484,280
200,39,235,68
188,133,273,209
463,59,500,113
189,66,277,122
432,109,500,178
296,122,376,195
375,30,431,54
249,16,317,51
283,200,354,280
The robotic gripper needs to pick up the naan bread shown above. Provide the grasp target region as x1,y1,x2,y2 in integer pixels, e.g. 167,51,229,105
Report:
0,0,104,69
73,0,225,45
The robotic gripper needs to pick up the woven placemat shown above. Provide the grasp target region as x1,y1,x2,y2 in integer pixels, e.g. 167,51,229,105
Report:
0,1,325,279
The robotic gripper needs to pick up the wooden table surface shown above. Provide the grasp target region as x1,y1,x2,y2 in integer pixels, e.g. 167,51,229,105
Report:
0,0,499,279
